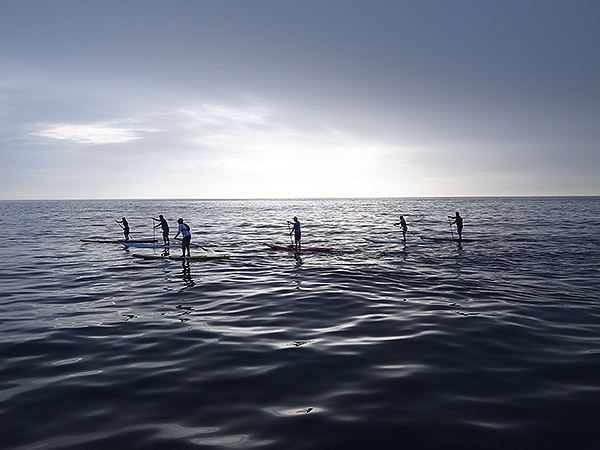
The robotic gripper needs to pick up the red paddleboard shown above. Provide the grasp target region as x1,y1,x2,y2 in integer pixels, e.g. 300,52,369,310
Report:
81,238,159,243
263,243,333,252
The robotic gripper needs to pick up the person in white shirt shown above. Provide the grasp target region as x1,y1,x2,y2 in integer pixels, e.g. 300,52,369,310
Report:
174,218,191,257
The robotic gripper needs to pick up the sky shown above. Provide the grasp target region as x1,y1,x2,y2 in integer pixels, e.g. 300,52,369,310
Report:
1,0,599,199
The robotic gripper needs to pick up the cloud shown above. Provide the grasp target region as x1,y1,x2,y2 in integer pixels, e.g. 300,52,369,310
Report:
33,122,144,145
175,103,271,126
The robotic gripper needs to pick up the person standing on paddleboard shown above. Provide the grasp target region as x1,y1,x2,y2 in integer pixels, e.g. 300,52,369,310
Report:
153,215,170,245
174,218,191,257
394,216,408,242
288,216,301,249
448,212,464,239
116,217,130,240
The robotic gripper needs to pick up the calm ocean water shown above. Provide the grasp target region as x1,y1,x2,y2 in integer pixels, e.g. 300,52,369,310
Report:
1,197,599,450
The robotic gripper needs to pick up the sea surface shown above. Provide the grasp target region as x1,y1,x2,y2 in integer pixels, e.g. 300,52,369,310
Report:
1,197,599,450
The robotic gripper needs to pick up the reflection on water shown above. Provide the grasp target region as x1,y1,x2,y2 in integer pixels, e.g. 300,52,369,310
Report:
181,260,195,288
293,252,303,267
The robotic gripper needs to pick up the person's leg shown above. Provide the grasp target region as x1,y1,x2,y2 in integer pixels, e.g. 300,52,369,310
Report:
183,235,191,256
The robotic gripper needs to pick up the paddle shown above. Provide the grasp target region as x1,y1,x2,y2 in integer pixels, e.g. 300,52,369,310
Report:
393,222,417,238
115,220,133,237
173,236,208,252
447,217,455,239
287,221,294,248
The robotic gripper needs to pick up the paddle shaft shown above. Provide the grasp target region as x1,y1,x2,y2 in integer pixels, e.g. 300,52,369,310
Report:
116,221,133,236
393,223,416,237
174,236,208,252
287,222,294,246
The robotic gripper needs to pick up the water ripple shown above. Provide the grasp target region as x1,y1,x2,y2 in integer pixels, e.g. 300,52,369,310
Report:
1,198,599,449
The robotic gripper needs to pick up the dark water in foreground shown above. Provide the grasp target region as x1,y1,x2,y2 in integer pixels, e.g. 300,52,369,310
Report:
1,197,599,450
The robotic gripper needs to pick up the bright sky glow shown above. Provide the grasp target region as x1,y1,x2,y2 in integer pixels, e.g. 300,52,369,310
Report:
1,0,599,199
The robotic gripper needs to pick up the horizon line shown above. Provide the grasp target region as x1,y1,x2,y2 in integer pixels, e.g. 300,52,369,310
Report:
2,194,599,202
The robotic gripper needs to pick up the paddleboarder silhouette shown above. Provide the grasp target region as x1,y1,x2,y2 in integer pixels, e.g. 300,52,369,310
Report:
448,212,464,239
287,216,301,250
116,217,130,240
174,218,192,258
394,216,408,242
153,215,170,245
